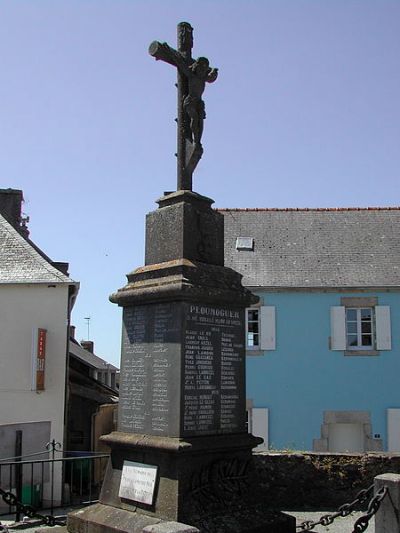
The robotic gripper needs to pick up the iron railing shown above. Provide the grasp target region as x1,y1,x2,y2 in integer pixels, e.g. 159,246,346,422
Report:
0,445,109,522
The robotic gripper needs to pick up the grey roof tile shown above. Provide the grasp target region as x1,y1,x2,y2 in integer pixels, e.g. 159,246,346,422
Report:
0,213,74,284
220,208,400,289
69,339,118,371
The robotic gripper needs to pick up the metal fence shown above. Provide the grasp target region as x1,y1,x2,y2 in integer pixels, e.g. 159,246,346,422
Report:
0,444,109,522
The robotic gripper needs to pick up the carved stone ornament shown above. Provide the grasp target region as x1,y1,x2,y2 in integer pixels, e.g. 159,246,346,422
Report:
187,458,251,513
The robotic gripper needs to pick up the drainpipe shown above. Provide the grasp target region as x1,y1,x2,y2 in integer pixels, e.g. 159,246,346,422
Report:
63,283,79,452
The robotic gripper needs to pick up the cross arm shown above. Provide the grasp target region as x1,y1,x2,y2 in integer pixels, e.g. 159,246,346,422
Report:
148,41,190,75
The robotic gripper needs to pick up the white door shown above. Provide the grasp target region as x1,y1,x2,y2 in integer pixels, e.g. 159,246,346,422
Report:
328,423,364,452
248,408,269,450
388,409,400,452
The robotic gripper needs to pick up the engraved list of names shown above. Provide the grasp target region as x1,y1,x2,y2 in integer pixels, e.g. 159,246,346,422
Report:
119,303,181,435
183,303,245,436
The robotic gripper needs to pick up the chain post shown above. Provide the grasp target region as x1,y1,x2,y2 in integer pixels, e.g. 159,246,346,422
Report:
374,473,400,533
352,486,388,533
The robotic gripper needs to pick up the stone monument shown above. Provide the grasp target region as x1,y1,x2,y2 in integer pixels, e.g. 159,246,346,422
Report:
68,22,294,533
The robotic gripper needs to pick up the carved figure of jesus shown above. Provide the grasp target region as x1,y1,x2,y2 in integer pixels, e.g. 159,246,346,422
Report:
149,23,218,190
177,56,218,145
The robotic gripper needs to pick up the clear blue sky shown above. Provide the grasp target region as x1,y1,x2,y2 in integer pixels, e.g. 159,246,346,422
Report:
1,1,399,366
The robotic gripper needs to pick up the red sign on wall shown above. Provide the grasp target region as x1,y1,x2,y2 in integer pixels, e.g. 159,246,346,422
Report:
36,328,47,391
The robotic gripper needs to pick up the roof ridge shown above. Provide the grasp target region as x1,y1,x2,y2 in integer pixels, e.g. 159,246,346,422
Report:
217,207,400,212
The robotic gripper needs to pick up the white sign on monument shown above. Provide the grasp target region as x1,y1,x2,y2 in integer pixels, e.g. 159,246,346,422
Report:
119,460,158,505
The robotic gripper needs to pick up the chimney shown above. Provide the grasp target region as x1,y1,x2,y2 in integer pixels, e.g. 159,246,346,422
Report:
81,340,94,353
0,188,30,238
52,262,69,275
69,325,76,339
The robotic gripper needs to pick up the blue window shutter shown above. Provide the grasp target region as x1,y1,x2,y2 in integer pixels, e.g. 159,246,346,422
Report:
376,306,391,350
260,306,276,350
330,306,346,350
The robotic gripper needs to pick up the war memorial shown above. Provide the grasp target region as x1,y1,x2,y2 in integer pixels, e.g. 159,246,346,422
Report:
67,22,295,533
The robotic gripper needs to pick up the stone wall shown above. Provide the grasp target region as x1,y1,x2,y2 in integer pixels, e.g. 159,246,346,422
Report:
254,451,400,510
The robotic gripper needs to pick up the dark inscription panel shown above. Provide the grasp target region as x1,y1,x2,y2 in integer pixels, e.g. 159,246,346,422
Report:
119,303,181,435
182,303,246,436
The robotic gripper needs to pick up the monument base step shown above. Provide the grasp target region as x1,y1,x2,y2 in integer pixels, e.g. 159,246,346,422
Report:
67,502,295,533
67,504,198,533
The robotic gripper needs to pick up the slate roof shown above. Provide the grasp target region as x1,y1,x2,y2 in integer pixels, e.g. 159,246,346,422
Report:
220,208,400,289
69,338,118,372
0,212,73,284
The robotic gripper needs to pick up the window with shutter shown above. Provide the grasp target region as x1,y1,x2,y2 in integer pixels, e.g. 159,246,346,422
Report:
330,299,391,355
245,306,276,352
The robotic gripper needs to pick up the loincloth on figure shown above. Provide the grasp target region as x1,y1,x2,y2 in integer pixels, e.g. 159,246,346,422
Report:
183,95,206,119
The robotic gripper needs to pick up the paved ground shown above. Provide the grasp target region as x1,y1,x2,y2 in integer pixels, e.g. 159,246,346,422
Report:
1,509,374,532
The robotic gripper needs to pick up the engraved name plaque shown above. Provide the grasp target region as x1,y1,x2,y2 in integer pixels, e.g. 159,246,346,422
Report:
183,303,246,436
119,460,158,505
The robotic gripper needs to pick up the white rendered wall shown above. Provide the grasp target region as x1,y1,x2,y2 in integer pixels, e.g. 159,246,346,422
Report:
0,283,70,501
0,283,69,442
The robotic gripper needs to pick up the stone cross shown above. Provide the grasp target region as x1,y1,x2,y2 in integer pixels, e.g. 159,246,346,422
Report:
149,22,218,191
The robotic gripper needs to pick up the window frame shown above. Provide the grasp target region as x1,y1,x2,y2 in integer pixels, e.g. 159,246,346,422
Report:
245,305,276,352
345,306,375,351
245,308,260,350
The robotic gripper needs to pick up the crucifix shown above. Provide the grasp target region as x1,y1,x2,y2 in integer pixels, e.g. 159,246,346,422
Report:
149,22,218,191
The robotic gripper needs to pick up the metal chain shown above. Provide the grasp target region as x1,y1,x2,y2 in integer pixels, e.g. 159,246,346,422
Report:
351,486,388,533
0,486,65,527
296,484,375,531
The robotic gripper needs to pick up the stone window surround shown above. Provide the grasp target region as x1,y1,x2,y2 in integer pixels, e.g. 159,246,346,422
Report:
313,410,383,452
